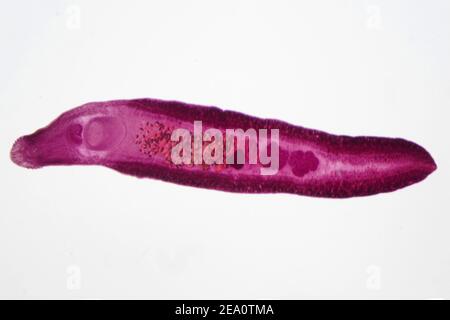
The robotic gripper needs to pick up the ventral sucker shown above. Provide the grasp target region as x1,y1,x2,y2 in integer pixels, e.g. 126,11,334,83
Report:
11,98,437,198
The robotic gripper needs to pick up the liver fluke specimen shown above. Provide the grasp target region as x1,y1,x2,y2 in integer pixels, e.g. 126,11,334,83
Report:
10,98,437,198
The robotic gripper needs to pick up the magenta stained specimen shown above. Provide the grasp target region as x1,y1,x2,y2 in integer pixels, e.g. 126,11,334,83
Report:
10,98,437,198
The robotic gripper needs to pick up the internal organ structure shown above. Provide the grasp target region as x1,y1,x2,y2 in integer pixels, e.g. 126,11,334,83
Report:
10,98,437,198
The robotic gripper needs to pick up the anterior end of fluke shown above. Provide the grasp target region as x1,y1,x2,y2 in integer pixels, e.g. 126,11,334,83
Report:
10,136,47,169
10,137,42,169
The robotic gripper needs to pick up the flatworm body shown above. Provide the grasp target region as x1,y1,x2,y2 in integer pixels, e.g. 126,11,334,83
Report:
10,99,437,198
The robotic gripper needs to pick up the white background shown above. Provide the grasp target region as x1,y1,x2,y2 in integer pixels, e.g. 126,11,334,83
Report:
0,0,449,299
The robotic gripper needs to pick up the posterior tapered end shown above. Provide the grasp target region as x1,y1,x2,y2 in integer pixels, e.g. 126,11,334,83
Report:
428,154,438,174
416,143,438,177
